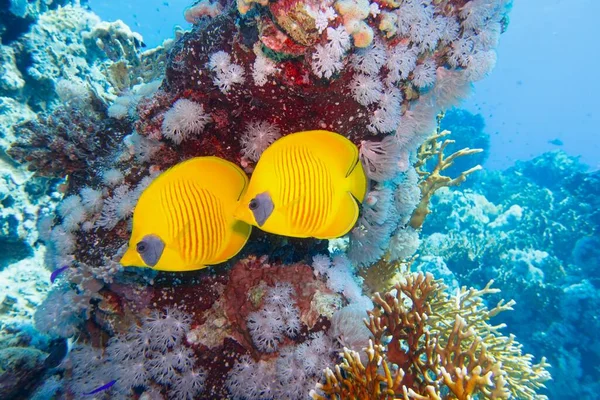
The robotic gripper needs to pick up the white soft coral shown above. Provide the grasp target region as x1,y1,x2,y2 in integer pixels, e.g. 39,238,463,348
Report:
359,135,402,181
208,50,246,93
368,85,402,134
466,50,497,81
412,58,437,88
240,120,281,161
252,46,278,86
246,283,301,353
311,43,343,79
96,185,136,230
395,0,435,44
311,25,351,79
460,0,506,30
349,73,383,106
385,44,417,85
350,40,387,75
161,98,212,144
325,25,351,58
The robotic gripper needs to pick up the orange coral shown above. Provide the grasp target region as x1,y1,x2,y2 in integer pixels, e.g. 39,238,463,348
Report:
312,273,551,400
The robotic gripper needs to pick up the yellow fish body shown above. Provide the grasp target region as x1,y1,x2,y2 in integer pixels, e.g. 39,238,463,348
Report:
234,130,367,239
120,157,251,271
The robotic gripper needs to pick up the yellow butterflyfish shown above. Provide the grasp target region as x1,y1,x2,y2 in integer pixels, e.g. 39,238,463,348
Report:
234,130,367,239
120,157,251,271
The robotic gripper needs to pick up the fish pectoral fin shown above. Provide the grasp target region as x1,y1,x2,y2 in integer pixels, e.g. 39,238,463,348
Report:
212,220,252,264
315,192,361,239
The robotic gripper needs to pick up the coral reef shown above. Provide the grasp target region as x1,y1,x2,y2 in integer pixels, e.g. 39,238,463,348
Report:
0,1,76,44
7,107,128,177
312,273,550,399
419,149,600,399
0,1,554,399
0,346,47,398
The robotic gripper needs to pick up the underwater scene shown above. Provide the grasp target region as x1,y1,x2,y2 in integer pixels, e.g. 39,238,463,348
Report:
0,0,597,399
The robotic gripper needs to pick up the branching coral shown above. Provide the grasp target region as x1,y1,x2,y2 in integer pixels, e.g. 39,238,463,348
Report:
312,273,551,400
358,256,415,296
410,115,483,230
7,107,117,177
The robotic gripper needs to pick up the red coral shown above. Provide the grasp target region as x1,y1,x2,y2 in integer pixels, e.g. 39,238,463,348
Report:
222,255,335,355
134,14,384,175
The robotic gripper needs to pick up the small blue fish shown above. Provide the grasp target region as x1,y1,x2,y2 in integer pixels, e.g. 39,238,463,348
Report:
50,266,69,283
84,380,116,395
548,138,563,146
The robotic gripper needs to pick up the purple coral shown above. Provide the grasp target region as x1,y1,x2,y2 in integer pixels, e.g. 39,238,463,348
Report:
246,283,301,353
34,286,84,337
144,307,192,350
227,332,336,400
72,308,205,396
169,368,207,400
7,107,118,177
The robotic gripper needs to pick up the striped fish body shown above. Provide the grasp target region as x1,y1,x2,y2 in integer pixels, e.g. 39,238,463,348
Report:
121,157,251,271
236,130,367,239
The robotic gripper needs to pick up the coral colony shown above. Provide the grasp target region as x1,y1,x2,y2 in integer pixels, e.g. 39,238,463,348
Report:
0,0,555,399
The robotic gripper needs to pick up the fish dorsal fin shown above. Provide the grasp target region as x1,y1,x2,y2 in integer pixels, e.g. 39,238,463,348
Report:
274,130,359,176
184,156,249,200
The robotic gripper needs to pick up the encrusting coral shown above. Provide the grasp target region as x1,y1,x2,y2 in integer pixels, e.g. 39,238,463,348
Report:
311,272,551,400
410,114,484,230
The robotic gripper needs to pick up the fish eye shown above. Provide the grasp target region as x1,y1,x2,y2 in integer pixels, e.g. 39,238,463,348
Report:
136,242,147,253
249,199,259,210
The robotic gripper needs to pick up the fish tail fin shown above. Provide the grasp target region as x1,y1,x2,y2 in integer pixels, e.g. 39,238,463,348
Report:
345,156,368,203
315,159,368,240
315,192,361,239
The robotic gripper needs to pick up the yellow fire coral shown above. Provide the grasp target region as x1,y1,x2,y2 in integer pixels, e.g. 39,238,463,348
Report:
359,256,415,296
311,273,551,400
410,115,484,230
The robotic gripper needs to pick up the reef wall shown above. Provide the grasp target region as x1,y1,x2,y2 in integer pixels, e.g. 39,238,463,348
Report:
0,1,553,399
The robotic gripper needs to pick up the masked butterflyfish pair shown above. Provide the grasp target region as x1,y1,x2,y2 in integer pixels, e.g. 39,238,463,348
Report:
121,130,367,271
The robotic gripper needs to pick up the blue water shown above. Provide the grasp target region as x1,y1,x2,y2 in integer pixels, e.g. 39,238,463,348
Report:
0,0,597,399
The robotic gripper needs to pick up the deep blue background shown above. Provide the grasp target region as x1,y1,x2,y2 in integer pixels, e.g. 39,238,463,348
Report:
88,0,599,170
